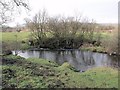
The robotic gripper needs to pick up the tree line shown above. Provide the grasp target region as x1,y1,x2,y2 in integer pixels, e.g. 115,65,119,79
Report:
26,10,100,49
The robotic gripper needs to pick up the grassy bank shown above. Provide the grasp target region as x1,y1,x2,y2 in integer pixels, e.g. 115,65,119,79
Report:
80,45,107,53
2,55,118,88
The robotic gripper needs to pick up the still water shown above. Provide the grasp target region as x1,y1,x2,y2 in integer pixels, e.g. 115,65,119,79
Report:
12,50,118,71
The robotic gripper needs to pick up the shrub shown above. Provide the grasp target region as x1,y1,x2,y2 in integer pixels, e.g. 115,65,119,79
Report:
3,50,12,55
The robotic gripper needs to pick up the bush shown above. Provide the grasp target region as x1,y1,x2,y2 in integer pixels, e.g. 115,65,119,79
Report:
101,30,118,54
3,50,12,55
21,40,26,44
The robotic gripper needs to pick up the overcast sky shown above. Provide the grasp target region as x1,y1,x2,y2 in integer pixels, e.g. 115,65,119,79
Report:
9,0,119,26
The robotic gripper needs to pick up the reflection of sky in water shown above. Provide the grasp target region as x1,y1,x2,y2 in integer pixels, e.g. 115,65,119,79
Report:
12,50,118,71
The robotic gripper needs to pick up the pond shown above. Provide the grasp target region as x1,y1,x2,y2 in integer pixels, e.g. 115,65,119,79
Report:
12,50,118,71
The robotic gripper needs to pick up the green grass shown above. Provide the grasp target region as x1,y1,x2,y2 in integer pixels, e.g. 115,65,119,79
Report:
1,31,111,42
1,32,52,42
1,32,30,42
1,32,31,50
80,46,106,53
93,32,111,40
2,55,118,88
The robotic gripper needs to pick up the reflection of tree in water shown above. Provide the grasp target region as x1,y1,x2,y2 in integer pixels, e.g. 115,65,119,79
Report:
108,55,118,68
39,51,43,58
88,52,95,65
80,51,85,65
55,50,80,66
50,51,68,65
81,51,95,66
54,51,62,64
70,51,79,67
37,50,118,70
27,51,34,57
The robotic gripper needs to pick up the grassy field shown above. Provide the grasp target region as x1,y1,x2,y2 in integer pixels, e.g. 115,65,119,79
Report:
1,32,31,50
1,32,30,42
2,55,118,88
1,31,110,42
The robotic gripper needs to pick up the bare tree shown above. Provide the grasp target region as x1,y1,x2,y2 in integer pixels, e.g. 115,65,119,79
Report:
80,18,96,43
27,9,48,48
26,10,97,49
48,14,84,49
0,0,29,26
48,16,63,38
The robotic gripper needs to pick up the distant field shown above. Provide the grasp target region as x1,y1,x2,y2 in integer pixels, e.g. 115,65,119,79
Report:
1,31,111,42
1,32,30,42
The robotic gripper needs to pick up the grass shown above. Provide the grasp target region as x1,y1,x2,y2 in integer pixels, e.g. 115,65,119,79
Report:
2,55,118,88
80,46,106,53
1,31,52,42
1,32,30,42
1,31,111,42
1,32,31,50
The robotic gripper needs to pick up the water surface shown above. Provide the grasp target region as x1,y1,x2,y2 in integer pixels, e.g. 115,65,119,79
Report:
12,50,118,71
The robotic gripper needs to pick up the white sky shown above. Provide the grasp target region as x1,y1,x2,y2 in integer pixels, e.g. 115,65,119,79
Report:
9,0,119,26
